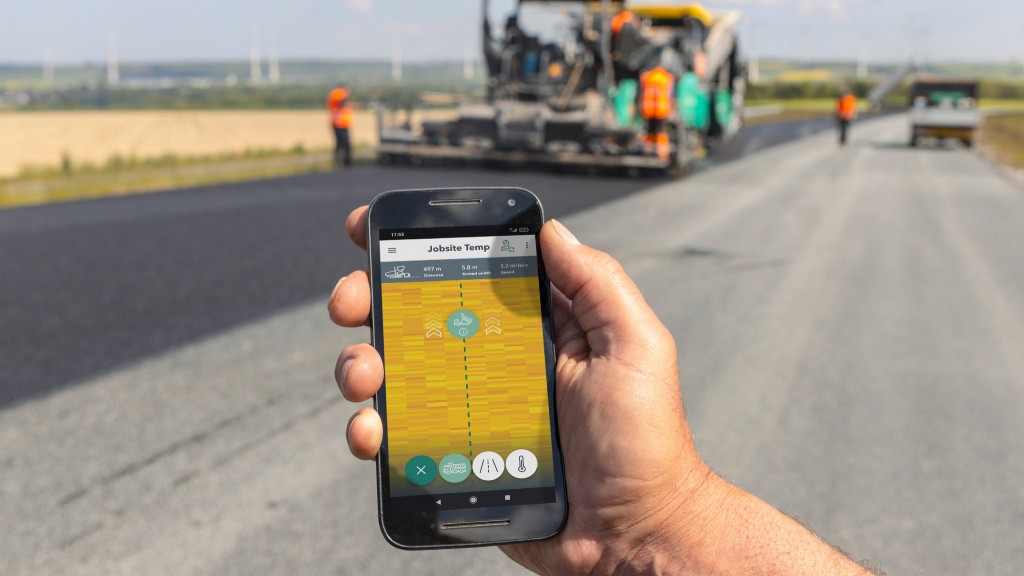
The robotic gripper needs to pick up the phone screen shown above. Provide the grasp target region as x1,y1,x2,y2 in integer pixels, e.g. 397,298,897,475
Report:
377,225,556,513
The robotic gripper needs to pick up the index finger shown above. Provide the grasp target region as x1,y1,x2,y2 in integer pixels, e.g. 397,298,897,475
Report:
346,206,369,251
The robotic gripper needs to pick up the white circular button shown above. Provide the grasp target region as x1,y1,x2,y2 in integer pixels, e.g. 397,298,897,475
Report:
505,449,538,479
472,451,504,481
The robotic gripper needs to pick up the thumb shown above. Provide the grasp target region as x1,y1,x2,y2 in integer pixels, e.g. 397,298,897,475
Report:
540,220,673,360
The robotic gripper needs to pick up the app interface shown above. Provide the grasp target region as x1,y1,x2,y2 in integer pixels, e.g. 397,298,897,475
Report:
378,227,555,511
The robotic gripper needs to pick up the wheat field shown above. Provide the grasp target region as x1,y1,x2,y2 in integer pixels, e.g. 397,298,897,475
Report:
0,109,400,178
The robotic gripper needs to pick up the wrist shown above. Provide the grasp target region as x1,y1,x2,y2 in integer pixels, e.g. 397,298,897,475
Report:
602,470,872,576
589,463,725,576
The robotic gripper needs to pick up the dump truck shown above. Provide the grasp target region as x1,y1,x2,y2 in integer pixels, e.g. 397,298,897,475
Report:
377,0,745,175
908,78,981,148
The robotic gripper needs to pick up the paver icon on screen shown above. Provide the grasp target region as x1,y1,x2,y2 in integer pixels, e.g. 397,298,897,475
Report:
385,266,411,279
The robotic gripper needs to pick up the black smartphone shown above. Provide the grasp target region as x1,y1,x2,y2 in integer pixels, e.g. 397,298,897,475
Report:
366,187,567,549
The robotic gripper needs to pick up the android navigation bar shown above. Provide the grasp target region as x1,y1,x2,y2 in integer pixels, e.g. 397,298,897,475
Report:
391,487,556,513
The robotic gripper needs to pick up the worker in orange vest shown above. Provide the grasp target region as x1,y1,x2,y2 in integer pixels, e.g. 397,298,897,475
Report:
639,64,675,161
836,90,857,146
610,9,643,83
326,85,355,167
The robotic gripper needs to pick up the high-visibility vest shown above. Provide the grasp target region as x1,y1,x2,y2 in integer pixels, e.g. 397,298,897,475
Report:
837,94,857,121
332,105,354,129
640,66,674,120
611,10,635,34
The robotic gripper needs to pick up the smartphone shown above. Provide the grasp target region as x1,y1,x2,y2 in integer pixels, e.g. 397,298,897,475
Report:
366,187,567,549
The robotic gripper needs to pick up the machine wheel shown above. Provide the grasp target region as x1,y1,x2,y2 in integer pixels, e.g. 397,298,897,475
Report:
961,138,974,148
668,160,693,178
909,135,918,148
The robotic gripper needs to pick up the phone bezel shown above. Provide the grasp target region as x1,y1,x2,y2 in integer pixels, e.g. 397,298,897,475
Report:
366,187,567,549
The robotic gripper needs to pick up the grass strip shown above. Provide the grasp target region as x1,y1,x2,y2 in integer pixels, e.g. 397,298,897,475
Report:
979,113,1024,170
0,148,345,209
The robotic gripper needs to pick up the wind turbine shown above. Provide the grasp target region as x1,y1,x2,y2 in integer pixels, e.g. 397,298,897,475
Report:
858,32,869,79
464,29,474,81
392,27,403,82
251,26,263,85
43,48,55,84
268,30,281,84
107,31,120,86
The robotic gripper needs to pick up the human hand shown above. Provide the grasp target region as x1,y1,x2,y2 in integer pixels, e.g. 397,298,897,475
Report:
329,206,711,573
330,206,875,576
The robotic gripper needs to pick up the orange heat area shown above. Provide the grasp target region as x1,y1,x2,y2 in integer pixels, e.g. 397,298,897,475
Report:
382,278,552,475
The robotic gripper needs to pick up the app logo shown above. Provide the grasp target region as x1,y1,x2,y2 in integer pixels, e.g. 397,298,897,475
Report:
404,455,437,486
472,451,505,481
439,454,472,483
447,310,479,339
505,449,538,479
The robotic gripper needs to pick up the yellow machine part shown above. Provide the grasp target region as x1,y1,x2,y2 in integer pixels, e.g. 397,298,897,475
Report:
629,3,715,26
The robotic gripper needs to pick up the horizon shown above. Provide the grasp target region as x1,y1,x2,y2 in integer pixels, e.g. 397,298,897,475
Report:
2,1,1023,67
2,56,1022,68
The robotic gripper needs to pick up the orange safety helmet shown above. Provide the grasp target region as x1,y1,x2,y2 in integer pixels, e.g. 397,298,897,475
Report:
611,10,635,34
327,86,350,110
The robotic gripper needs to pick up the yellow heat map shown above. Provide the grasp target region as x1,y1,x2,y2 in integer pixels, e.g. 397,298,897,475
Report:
381,277,552,490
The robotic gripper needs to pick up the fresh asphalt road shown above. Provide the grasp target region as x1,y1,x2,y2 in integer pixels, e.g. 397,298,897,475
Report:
0,166,648,407
0,115,841,408
4,114,1024,574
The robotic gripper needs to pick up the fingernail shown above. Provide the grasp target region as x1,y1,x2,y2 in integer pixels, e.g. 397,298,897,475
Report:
551,219,580,245
340,358,354,384
329,275,348,305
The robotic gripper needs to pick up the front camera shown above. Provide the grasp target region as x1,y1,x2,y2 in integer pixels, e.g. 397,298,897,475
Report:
507,199,516,207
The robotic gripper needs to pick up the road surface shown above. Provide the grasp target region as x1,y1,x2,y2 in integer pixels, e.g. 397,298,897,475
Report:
0,168,649,407
3,114,1024,574
0,116,840,408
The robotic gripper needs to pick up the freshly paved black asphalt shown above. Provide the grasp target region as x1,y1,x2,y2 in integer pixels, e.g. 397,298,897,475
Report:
0,167,650,407
0,118,839,408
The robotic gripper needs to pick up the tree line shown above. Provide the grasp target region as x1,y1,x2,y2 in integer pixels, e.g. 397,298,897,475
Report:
6,77,1024,111
747,78,1024,103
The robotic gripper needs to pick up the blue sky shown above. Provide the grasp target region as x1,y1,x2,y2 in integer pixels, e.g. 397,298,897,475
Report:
1,0,1022,65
